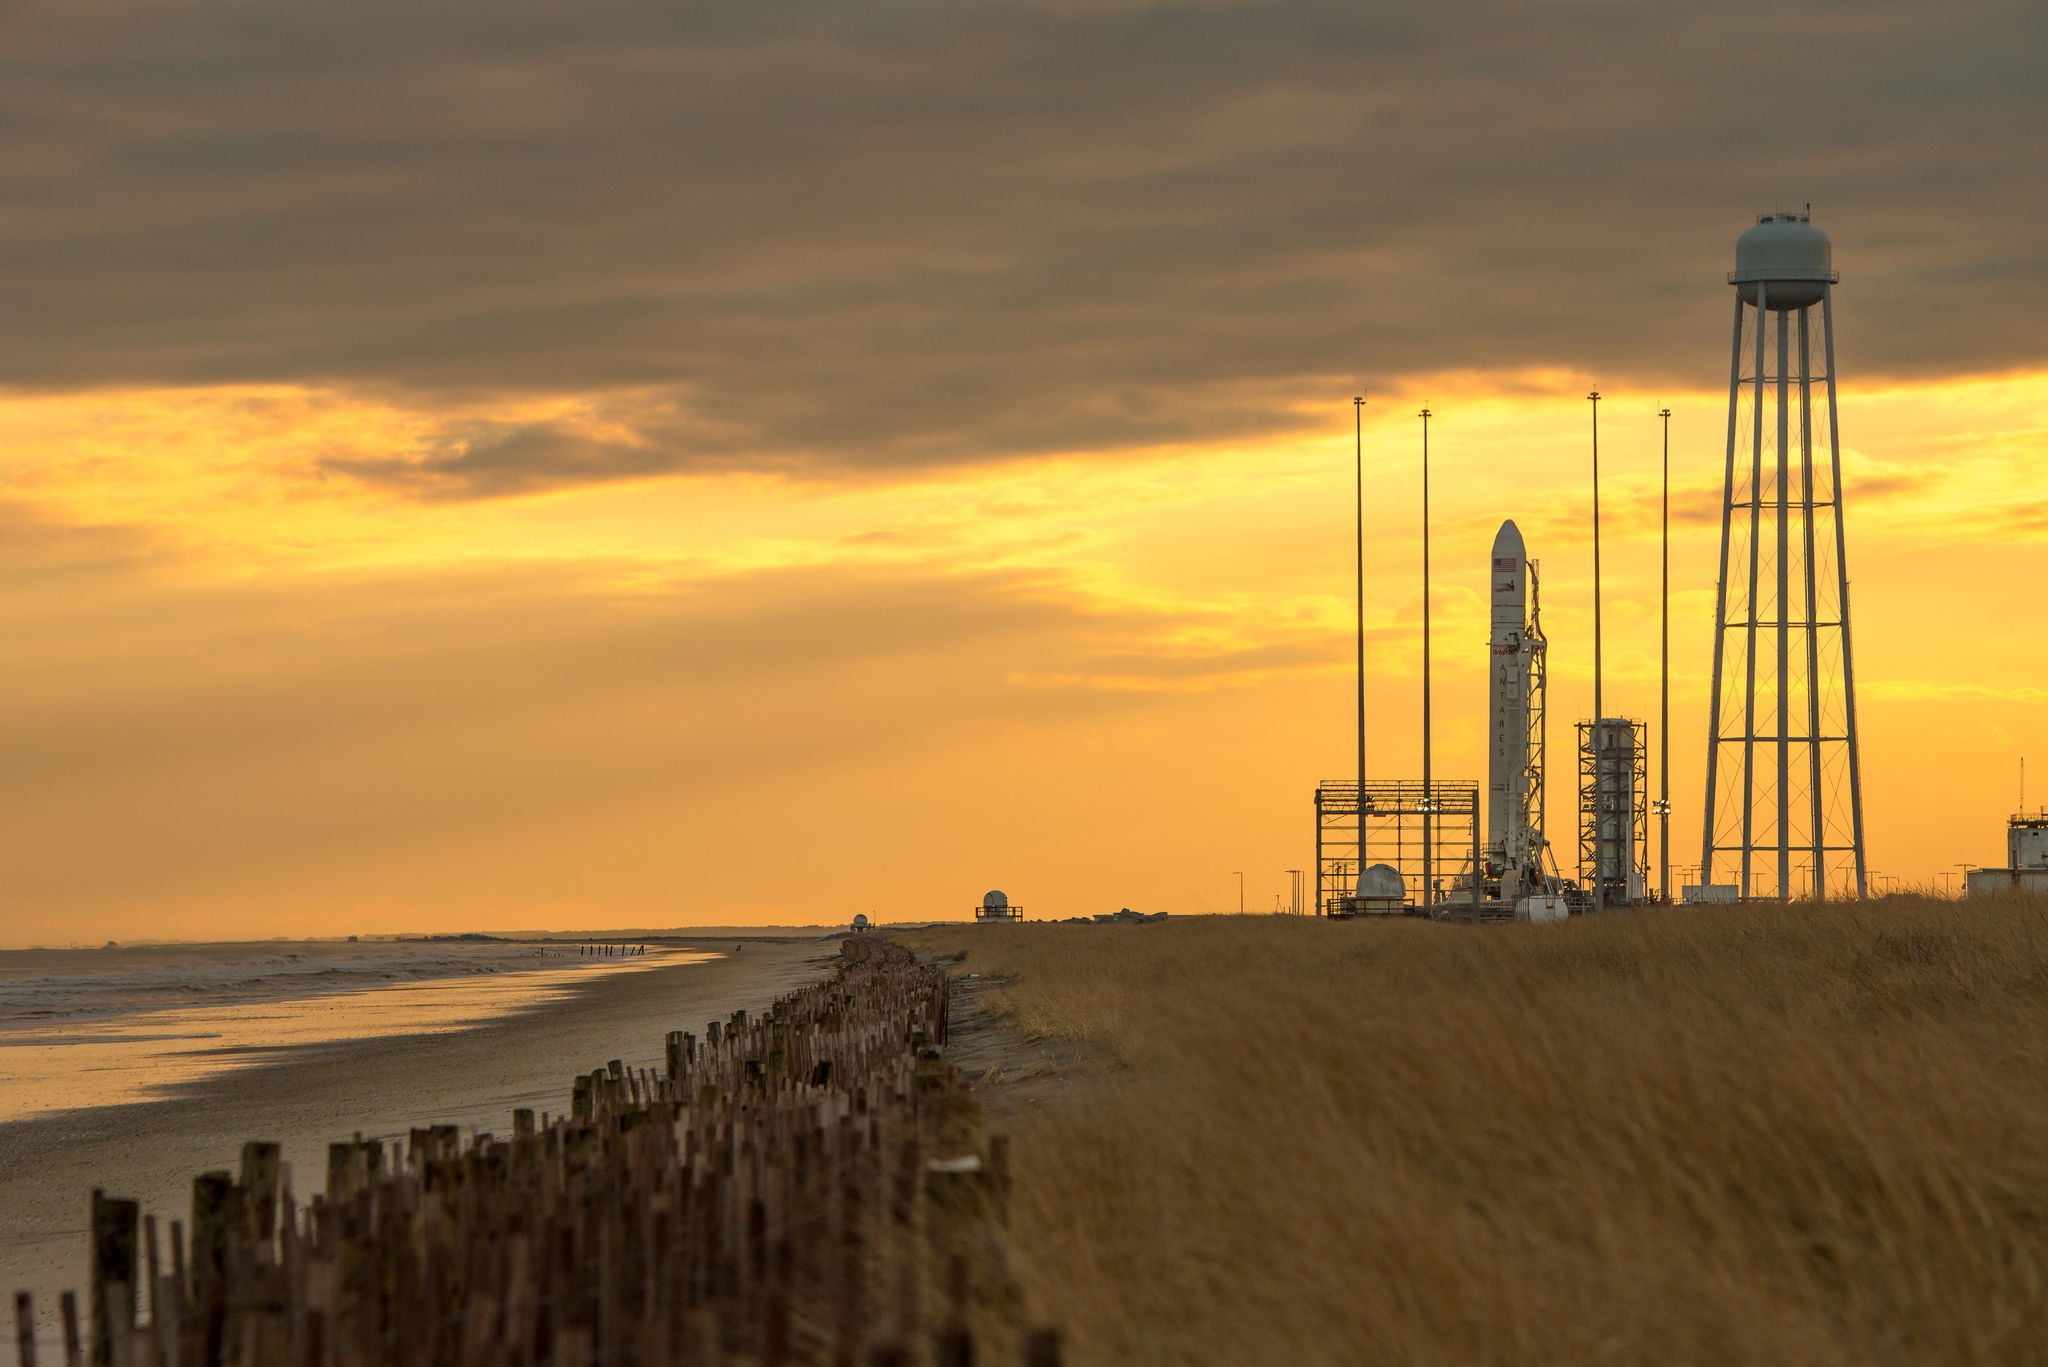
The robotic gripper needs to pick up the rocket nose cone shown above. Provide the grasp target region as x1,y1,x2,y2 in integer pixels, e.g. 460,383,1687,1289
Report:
1492,519,1526,558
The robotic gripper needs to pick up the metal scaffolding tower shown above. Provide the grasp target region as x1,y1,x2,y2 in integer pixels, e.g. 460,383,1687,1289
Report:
1580,718,1647,904
1315,779,1481,915
1703,211,1868,900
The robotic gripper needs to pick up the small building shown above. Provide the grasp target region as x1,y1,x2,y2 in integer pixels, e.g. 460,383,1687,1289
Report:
1966,813,2048,897
974,890,1023,923
851,914,871,934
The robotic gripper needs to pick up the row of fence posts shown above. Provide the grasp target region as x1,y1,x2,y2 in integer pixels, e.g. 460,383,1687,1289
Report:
11,938,1055,1367
578,946,648,958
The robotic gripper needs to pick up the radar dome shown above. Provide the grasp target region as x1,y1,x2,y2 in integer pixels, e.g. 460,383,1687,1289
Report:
982,890,1008,909
1729,212,1835,311
1356,864,1406,899
852,913,869,927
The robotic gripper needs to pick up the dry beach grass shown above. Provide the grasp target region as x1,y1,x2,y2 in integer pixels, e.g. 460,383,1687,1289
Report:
905,896,2048,1366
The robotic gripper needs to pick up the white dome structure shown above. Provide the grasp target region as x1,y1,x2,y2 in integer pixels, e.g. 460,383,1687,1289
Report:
974,888,1021,922
1356,864,1406,901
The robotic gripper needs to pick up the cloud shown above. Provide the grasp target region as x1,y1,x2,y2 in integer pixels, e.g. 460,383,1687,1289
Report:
323,418,679,499
0,0,2040,489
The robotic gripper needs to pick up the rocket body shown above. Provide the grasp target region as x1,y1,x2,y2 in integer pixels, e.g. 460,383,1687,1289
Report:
1488,521,1531,877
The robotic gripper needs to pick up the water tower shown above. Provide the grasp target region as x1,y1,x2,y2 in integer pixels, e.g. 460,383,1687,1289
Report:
1699,210,1868,900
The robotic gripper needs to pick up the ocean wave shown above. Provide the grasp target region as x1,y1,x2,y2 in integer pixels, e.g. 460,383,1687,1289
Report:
0,941,606,1025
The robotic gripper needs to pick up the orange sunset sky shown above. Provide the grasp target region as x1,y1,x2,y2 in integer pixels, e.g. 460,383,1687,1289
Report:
2,0,2043,943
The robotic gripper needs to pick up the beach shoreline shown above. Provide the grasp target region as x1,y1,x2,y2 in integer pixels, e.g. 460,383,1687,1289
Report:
0,935,839,1345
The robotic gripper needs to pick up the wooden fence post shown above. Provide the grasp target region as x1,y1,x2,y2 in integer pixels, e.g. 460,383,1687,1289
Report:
88,1190,138,1367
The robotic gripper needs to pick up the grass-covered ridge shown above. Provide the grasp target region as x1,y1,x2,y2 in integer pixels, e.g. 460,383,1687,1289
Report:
906,896,2048,1365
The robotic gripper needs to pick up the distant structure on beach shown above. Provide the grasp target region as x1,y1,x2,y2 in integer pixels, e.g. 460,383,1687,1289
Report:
851,913,871,933
1696,209,1868,901
974,890,1022,922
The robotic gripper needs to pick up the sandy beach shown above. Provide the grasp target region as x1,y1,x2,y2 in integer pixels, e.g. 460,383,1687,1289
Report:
0,936,836,1342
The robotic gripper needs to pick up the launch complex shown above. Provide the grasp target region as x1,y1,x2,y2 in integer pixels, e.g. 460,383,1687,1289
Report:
1314,519,1643,920
1313,209,1865,918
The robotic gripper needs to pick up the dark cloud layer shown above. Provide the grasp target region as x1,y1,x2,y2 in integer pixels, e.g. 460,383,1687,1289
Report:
2,0,2042,488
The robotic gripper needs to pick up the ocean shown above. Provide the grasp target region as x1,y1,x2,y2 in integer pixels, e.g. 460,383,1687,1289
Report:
0,939,680,1123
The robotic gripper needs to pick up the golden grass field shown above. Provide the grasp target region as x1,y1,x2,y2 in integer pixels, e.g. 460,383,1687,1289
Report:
905,896,2048,1366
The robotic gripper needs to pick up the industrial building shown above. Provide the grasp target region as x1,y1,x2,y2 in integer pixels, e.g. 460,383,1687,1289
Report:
1965,815,2048,897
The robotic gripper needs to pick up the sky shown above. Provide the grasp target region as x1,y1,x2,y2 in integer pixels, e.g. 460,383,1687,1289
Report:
3,0,2045,942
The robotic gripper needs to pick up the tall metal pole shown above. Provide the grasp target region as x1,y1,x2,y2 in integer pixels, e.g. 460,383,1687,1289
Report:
1821,288,1868,897
1776,306,1792,900
1420,407,1434,912
1799,309,1824,897
1314,793,1325,917
1659,406,1672,905
1702,292,1745,890
1588,390,1604,915
1741,284,1766,899
1354,395,1367,914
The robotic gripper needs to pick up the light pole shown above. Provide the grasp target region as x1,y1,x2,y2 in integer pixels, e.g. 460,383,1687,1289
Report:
1354,396,1368,912
1420,407,1434,912
1589,390,1605,914
1659,405,1672,904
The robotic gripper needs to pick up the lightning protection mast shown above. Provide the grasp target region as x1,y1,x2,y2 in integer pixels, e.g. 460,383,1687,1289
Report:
1701,210,1867,900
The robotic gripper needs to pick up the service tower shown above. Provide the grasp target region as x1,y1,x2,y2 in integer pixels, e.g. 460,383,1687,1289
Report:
1487,520,1547,899
1701,210,1868,899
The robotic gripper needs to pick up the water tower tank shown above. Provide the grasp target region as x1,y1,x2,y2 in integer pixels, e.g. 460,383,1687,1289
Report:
1729,212,1836,311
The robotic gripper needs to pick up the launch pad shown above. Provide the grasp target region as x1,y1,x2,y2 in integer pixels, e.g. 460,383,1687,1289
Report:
1312,518,1654,919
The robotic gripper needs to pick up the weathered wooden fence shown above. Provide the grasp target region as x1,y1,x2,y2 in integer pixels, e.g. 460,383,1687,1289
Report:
11,938,1055,1367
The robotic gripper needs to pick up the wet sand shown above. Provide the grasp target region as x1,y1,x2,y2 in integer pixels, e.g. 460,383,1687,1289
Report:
0,937,836,1340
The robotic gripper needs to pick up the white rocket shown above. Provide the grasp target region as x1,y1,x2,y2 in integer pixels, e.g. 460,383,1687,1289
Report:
1487,520,1544,895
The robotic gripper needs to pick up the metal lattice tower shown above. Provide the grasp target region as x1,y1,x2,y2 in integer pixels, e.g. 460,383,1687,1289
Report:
1702,211,1868,900
1580,718,1647,903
